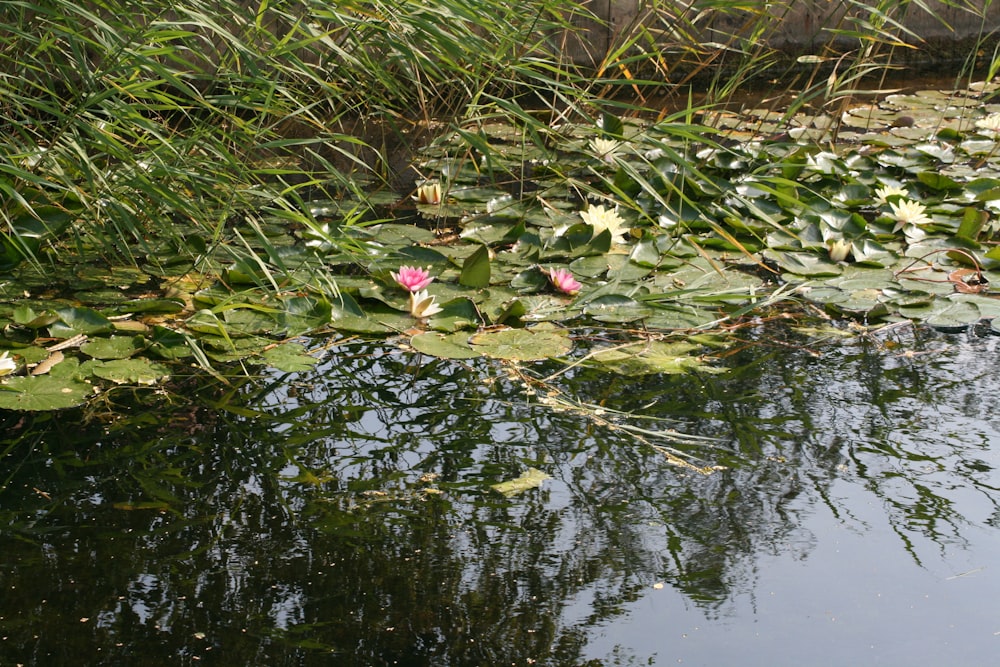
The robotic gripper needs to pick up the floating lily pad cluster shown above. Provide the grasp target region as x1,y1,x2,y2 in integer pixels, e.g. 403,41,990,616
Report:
379,80,1000,338
3,81,1000,409
0,264,325,410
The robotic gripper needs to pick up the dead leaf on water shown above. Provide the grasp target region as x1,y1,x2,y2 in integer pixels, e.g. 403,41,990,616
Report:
31,350,63,376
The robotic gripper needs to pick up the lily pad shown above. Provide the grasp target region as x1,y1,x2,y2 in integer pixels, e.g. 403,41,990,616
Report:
80,336,145,360
88,358,171,385
582,295,652,323
51,307,115,336
0,375,92,411
261,343,318,372
410,331,481,359
469,328,571,360
590,340,718,375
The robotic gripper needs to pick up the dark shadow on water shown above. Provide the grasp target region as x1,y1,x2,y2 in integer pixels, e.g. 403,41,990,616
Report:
2,324,1000,665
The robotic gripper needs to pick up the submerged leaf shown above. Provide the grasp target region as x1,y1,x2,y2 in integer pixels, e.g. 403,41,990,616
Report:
590,341,719,375
490,468,551,497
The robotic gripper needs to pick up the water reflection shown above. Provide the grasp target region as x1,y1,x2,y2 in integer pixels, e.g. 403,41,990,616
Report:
2,324,1000,664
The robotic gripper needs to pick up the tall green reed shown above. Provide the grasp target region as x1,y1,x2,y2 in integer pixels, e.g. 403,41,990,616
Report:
0,0,993,282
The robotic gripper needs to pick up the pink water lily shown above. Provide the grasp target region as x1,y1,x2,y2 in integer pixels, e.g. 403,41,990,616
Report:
547,267,581,295
391,265,434,292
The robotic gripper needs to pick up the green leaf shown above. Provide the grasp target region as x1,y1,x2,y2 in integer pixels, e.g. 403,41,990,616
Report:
590,340,718,375
600,112,625,139
90,358,171,385
186,309,229,336
148,326,193,360
459,244,491,288
277,295,333,335
409,331,481,359
917,171,961,191
80,336,145,360
470,328,571,360
510,267,548,293
956,207,986,242
428,297,481,332
583,295,652,323
490,467,551,496
629,239,661,267
12,305,58,329
52,307,114,336
262,343,317,372
116,298,186,314
0,375,92,411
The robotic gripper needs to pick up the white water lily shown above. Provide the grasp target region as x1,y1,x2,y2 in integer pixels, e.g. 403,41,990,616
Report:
588,137,621,162
579,204,629,244
873,184,908,205
409,290,443,319
827,239,852,262
975,113,1000,133
413,181,442,205
0,351,17,377
889,198,932,232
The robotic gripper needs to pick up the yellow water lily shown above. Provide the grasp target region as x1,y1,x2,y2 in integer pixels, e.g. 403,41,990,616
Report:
579,204,629,244
827,239,852,262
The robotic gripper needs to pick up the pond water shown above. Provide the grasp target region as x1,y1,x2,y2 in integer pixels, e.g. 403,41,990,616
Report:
2,322,1000,666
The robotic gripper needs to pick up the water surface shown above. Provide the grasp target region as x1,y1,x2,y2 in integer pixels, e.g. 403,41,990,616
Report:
2,323,999,665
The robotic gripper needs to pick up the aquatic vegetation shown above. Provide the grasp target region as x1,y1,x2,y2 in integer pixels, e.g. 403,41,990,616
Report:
392,265,435,292
409,290,443,319
413,182,443,205
888,199,932,231
579,204,630,245
546,268,582,295
0,352,17,377
1,0,999,412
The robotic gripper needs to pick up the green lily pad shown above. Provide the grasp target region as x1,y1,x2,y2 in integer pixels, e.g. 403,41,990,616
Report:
80,336,145,360
11,305,58,329
276,295,333,335
89,358,171,385
582,295,652,323
51,307,114,336
469,328,571,360
590,340,718,375
410,331,481,359
0,375,92,411
261,342,318,372
459,244,491,288
186,309,230,336
764,249,843,277
147,326,193,360
116,298,186,314
429,297,481,333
